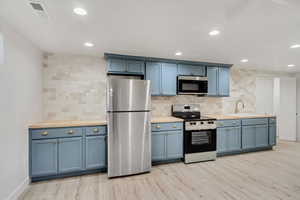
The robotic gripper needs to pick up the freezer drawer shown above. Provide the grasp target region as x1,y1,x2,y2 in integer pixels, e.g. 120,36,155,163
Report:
107,111,151,177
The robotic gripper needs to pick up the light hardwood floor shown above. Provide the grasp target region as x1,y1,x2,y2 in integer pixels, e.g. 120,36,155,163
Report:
20,141,300,200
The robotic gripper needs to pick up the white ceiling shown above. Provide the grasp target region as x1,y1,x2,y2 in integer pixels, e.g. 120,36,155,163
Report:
1,0,300,71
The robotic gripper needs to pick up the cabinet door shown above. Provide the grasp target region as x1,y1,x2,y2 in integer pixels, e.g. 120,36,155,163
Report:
269,124,276,146
217,128,227,153
207,67,218,96
108,58,126,72
161,63,177,96
242,126,256,149
58,137,83,173
152,132,166,161
126,60,144,74
31,139,58,177
146,62,161,95
227,126,241,151
166,131,183,159
178,64,205,76
218,67,230,96
255,125,269,148
86,136,106,170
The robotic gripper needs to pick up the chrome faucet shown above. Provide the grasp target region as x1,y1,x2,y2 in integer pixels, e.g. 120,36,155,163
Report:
235,99,245,113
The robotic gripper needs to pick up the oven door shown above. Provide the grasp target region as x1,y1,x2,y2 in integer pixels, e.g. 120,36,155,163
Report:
177,77,208,95
184,129,216,153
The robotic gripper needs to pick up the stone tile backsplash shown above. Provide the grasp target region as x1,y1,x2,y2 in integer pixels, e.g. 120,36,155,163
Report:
43,53,291,121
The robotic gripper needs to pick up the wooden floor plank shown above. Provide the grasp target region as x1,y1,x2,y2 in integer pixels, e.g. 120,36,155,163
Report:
19,141,300,200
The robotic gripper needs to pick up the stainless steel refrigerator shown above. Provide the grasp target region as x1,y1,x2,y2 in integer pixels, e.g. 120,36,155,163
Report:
107,78,151,177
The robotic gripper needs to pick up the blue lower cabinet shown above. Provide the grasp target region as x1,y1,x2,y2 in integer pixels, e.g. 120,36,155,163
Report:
217,126,241,153
31,139,58,177
269,124,276,146
151,123,183,163
242,124,269,149
217,128,227,153
166,131,183,159
255,125,269,148
227,127,242,152
152,132,166,162
86,136,106,170
58,137,83,173
242,125,256,149
30,125,107,181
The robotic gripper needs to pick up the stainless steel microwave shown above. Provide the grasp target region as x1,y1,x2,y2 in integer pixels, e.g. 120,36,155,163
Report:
177,76,208,95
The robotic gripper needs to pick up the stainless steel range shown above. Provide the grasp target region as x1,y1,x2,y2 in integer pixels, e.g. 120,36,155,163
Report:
172,104,217,164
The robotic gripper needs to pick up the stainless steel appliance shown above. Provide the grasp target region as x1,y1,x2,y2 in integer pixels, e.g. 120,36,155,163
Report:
177,76,208,95
107,79,151,177
172,104,216,163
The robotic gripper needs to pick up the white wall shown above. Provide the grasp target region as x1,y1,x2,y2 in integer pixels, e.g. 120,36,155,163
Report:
0,20,43,200
256,78,274,115
295,74,300,141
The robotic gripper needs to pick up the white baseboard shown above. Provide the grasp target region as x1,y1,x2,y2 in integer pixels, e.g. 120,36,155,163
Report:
6,177,29,200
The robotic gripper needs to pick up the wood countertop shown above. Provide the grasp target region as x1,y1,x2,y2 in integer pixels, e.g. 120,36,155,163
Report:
206,114,276,120
28,114,275,129
29,116,183,129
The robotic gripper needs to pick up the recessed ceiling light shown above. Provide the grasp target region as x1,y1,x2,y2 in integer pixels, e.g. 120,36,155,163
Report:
240,59,248,63
175,51,182,56
209,30,220,36
73,8,87,16
290,44,300,49
287,64,295,67
84,42,94,47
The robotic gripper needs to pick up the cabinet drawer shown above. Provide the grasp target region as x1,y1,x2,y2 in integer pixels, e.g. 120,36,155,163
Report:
85,126,106,136
152,122,183,132
269,117,276,124
217,120,241,128
31,127,83,139
242,118,268,126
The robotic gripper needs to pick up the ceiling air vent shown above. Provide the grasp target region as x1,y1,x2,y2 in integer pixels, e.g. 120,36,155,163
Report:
28,0,48,19
30,2,44,11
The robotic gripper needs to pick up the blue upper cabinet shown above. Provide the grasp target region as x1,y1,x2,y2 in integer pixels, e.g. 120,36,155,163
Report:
207,67,230,97
126,60,145,73
218,67,230,96
146,62,161,95
146,62,177,96
178,64,206,76
108,58,126,72
105,53,232,97
107,58,144,75
207,67,218,96
161,63,177,95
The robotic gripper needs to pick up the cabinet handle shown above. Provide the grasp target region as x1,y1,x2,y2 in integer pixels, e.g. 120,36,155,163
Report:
173,125,177,128
156,125,161,129
41,131,48,136
93,128,99,133
67,130,74,134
